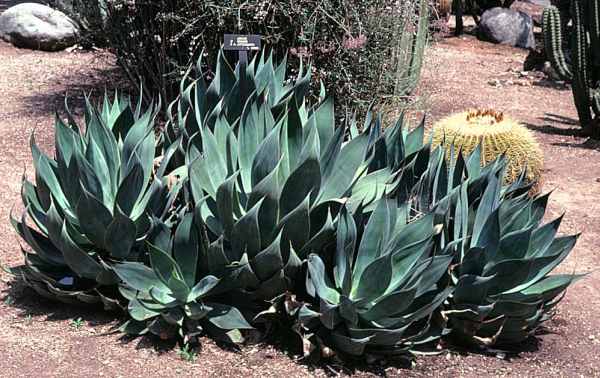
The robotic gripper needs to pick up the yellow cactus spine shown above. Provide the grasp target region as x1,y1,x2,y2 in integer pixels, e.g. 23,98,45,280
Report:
431,109,544,189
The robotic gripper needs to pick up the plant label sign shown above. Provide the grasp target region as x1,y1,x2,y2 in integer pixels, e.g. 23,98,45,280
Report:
224,34,261,65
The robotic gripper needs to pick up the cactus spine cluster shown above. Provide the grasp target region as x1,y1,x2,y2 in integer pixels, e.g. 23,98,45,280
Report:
431,109,544,190
543,0,600,138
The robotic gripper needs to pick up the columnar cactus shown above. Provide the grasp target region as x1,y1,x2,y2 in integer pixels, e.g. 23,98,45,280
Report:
543,0,600,138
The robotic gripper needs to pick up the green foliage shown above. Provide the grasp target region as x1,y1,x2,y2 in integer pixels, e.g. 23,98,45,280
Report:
163,49,425,309
114,212,253,344
51,0,109,47
299,202,453,356
177,344,198,362
70,317,84,329
10,47,583,362
100,0,428,114
408,144,580,346
447,180,582,345
11,93,180,308
543,1,600,138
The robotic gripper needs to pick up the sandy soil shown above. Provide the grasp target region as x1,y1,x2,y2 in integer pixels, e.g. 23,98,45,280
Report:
0,35,599,377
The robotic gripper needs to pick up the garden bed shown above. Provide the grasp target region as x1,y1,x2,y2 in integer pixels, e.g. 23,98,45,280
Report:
0,36,598,376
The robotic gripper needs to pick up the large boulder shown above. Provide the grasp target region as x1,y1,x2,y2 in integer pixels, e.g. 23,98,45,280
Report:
0,3,79,51
511,1,546,26
478,7,535,49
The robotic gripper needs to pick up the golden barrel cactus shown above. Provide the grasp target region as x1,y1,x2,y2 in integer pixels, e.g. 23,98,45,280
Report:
431,109,543,188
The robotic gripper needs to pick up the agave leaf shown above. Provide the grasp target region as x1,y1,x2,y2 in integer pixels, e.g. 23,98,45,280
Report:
353,252,393,301
238,96,260,191
248,165,280,248
31,134,70,211
405,119,425,156
188,275,220,301
148,243,189,300
472,175,500,247
318,296,342,329
334,207,357,295
472,208,501,256
320,126,344,183
465,144,482,178
201,127,228,187
173,213,199,286
215,173,241,239
85,113,119,192
502,235,578,294
385,239,433,296
528,192,552,227
280,147,321,218
330,331,373,356
115,160,145,216
112,104,135,140
515,274,584,299
307,254,340,304
526,215,564,258
206,236,229,273
54,114,82,169
231,199,263,260
389,286,453,327
352,199,394,287
412,254,453,297
58,221,103,280
299,210,335,257
113,261,168,292
278,194,311,254
121,107,154,179
311,96,334,155
206,303,253,330
251,125,281,187
13,210,64,266
75,186,112,250
104,206,136,259
347,168,393,212
454,274,496,304
252,233,284,282
129,297,161,321
339,295,358,325
459,247,486,276
318,131,369,201
360,287,418,322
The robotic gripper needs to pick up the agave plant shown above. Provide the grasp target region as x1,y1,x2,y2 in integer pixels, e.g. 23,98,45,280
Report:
164,49,311,165
11,93,180,307
442,171,582,346
294,199,453,357
113,210,252,343
164,50,431,303
402,142,581,346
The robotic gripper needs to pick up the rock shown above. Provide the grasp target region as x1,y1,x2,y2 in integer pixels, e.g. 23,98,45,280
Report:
511,0,545,26
525,0,551,6
478,7,536,49
0,3,79,51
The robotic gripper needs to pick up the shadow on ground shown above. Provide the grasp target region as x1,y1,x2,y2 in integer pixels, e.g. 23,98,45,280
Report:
19,64,131,119
525,113,584,137
2,279,118,326
524,113,600,150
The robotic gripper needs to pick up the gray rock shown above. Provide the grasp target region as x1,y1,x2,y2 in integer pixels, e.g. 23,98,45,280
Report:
524,0,551,6
478,7,536,49
511,0,545,26
0,3,79,51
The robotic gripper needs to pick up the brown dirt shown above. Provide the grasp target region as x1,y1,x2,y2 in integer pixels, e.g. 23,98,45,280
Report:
0,35,599,377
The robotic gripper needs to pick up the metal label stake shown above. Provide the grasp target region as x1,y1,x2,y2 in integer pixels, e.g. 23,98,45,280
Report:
223,34,261,66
